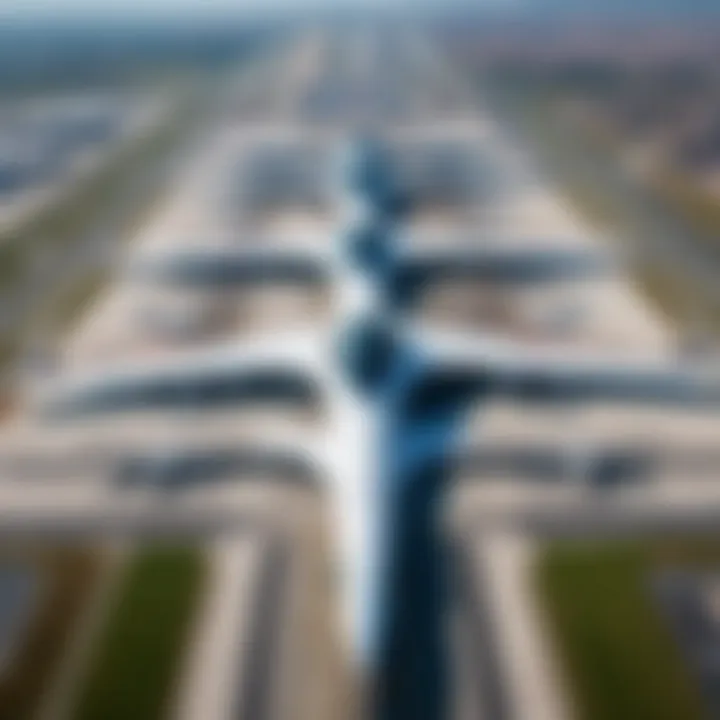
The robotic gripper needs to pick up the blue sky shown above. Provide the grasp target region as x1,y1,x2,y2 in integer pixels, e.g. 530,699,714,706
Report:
0,0,387,20
5,0,709,23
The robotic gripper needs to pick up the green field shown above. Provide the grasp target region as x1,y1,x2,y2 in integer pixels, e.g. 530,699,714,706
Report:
535,538,720,720
70,546,206,720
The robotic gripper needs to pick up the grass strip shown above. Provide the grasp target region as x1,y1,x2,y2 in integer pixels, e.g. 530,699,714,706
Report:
70,546,205,720
535,538,720,720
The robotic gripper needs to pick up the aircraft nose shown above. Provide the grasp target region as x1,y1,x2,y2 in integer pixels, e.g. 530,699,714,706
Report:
344,217,395,277
340,135,401,217
338,316,401,398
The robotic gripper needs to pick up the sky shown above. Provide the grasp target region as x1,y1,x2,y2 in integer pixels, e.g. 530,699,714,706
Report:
0,0,385,21
1,0,713,24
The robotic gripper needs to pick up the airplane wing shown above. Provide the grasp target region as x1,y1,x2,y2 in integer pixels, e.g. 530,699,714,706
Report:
38,332,324,420
454,441,720,485
113,445,321,490
0,420,322,485
410,327,720,413
390,246,611,308
128,247,329,289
